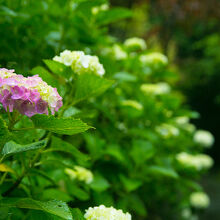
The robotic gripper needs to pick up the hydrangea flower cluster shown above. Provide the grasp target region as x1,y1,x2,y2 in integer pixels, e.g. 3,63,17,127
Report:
65,166,93,184
124,37,147,51
121,100,143,110
156,123,180,138
176,152,213,170
53,50,105,76
141,82,171,95
0,68,62,117
175,116,189,125
84,205,132,220
190,192,210,209
193,130,214,148
92,4,109,15
140,52,168,67
112,45,128,60
102,45,128,61
174,116,196,133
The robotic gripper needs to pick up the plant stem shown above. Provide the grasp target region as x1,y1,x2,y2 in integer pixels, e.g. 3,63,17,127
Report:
2,167,26,196
2,147,43,197
0,155,6,163
0,172,7,185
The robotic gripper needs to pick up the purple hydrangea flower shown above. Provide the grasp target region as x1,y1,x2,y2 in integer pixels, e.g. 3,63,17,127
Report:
0,68,63,117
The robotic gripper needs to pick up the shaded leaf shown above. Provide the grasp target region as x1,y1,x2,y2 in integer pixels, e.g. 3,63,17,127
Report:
96,8,132,25
74,73,113,104
46,136,89,162
71,208,85,220
29,210,62,220
148,166,179,179
30,169,57,186
130,140,155,165
31,66,60,88
90,175,110,192
119,175,142,192
43,59,72,79
67,183,89,201
127,194,147,216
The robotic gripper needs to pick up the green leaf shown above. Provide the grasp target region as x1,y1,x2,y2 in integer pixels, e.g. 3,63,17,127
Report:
90,175,110,192
42,189,72,202
0,116,11,148
71,208,85,220
119,175,142,192
31,115,91,135
31,66,60,88
0,207,9,219
2,140,47,156
30,168,57,186
29,210,63,220
181,179,202,191
96,8,132,25
74,73,113,104
0,198,73,220
130,140,155,165
113,72,137,82
43,59,72,79
67,183,89,201
148,166,179,179
127,194,147,216
0,163,14,173
46,136,89,162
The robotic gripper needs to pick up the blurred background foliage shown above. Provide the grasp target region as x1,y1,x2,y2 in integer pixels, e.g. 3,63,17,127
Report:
109,0,220,165
0,0,220,218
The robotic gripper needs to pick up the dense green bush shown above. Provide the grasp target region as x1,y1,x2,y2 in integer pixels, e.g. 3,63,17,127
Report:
0,0,214,219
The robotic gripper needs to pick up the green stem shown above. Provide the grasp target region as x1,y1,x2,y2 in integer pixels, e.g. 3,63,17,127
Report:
0,155,6,163
2,144,45,197
0,172,7,185
2,169,26,197
8,111,23,130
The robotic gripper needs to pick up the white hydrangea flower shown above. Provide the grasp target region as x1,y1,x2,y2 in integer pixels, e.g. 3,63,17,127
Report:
53,55,62,63
53,50,105,76
60,50,74,66
65,166,93,184
181,209,198,220
141,82,171,95
176,152,213,171
121,100,143,110
184,124,196,133
175,117,196,133
156,124,179,138
101,45,127,61
112,45,128,60
124,37,147,51
193,130,214,148
185,124,196,133
175,116,189,125
92,4,109,15
190,192,210,209
84,205,132,220
140,52,168,67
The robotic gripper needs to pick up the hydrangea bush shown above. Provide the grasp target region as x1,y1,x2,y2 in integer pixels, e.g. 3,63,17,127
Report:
0,1,214,220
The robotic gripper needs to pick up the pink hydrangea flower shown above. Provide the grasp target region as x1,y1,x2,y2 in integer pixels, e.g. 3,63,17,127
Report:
0,68,63,117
